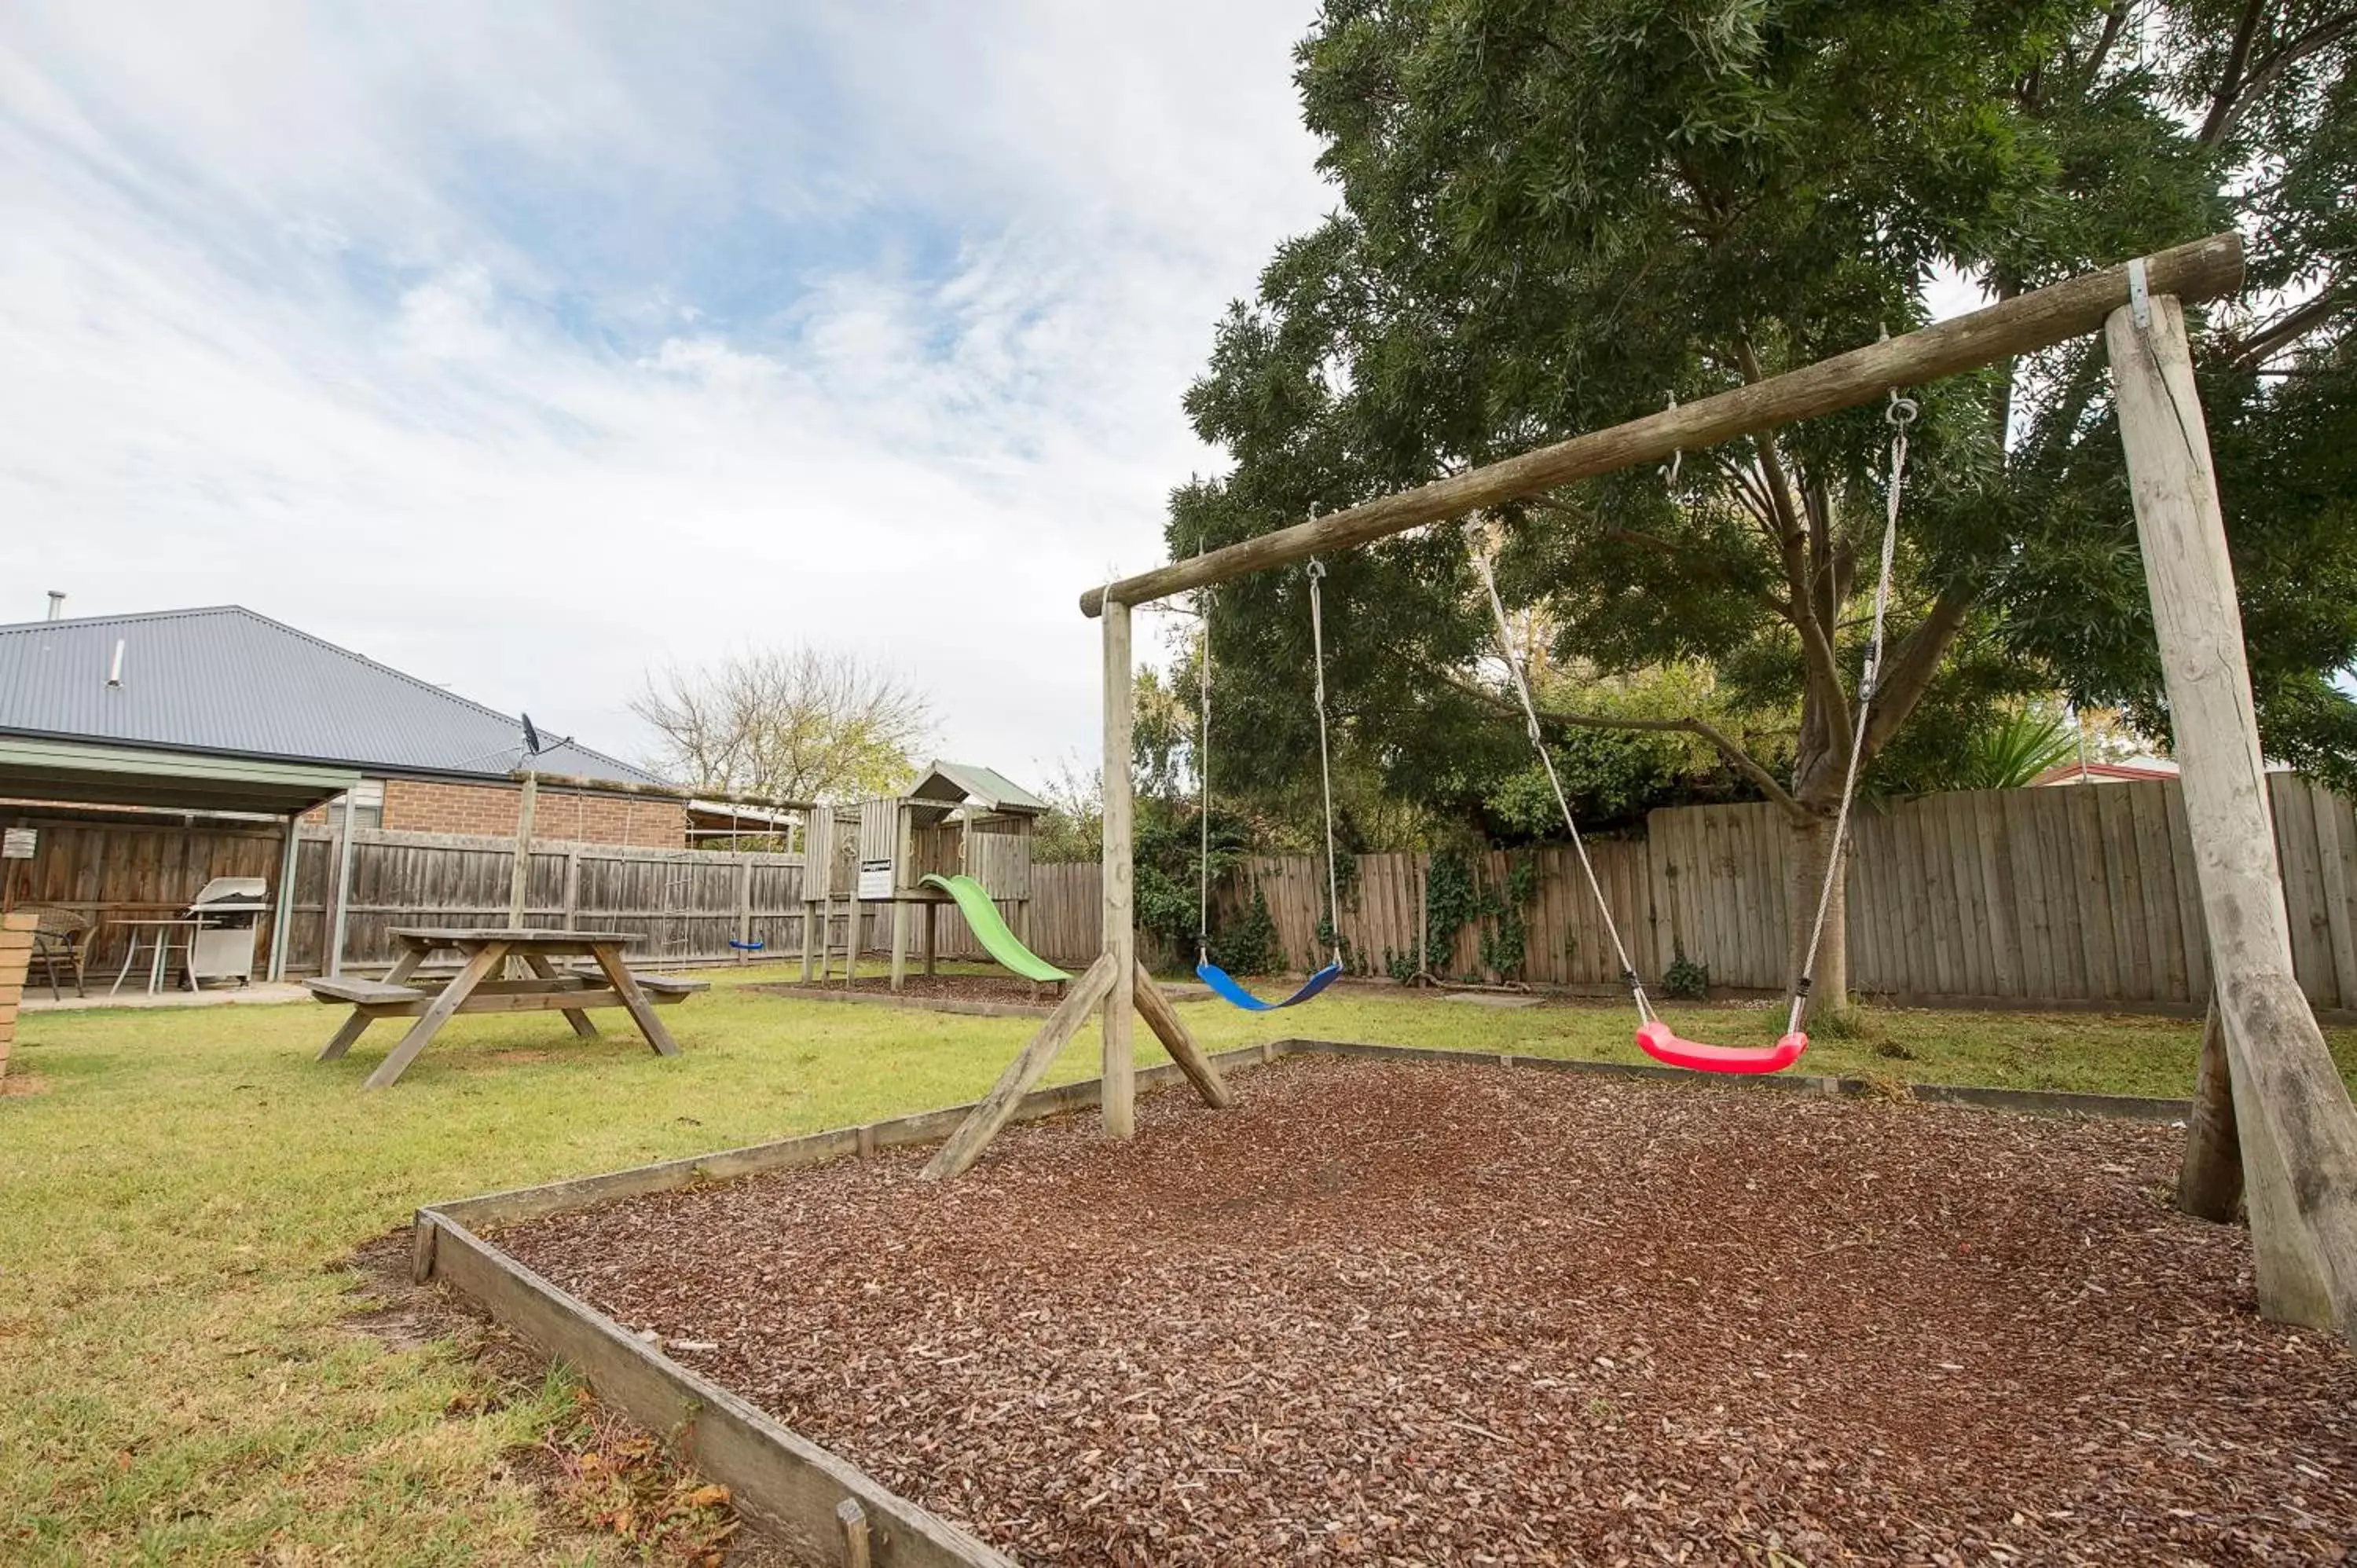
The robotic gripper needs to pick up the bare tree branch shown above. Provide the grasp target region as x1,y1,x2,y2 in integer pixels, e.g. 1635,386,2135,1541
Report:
2229,284,2348,370
2079,0,2133,90
2207,8,2357,146
632,647,935,802
1429,661,1808,820
2198,0,2272,145
1860,581,1981,761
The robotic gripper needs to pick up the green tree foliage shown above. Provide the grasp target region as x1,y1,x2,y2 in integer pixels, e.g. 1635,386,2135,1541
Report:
1169,0,2357,997
1956,705,2085,790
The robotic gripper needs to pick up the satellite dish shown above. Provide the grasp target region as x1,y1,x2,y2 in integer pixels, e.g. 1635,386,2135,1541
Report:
522,713,544,756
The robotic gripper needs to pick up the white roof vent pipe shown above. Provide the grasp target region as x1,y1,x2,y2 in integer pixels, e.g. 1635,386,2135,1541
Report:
107,639,125,688
46,590,65,620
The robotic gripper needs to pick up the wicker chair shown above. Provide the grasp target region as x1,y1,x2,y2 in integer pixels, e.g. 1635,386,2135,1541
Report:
24,907,93,1001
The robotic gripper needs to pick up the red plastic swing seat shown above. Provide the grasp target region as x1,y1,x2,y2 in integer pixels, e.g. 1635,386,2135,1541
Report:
1636,1020,1809,1075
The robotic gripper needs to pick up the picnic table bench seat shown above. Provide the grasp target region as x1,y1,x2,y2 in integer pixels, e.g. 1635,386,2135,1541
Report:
306,976,428,1006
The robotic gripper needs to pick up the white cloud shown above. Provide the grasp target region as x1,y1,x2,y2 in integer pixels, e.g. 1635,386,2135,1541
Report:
0,0,1330,781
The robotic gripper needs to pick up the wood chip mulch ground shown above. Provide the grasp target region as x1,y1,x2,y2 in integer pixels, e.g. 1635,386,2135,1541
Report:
493,1057,2357,1566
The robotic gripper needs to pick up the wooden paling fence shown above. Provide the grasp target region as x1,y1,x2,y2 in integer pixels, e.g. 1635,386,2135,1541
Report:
1020,775,2357,1015
282,827,1040,975
20,775,2355,1010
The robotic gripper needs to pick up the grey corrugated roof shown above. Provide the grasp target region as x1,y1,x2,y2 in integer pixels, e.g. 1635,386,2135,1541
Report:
0,606,666,787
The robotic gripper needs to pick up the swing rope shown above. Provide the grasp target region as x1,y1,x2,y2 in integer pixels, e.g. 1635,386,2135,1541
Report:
1464,389,1914,1070
1306,559,1343,968
1464,528,1655,1025
1189,548,1348,1011
1197,569,1212,966
1786,391,1915,1034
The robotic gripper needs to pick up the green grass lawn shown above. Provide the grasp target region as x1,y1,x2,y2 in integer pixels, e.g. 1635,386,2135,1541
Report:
4,965,2353,1564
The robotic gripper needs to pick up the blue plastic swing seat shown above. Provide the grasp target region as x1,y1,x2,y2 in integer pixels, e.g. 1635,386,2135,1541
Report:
1197,958,1346,1011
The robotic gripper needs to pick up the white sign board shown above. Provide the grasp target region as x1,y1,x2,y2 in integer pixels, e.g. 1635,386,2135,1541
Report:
857,859,894,900
1,827,34,860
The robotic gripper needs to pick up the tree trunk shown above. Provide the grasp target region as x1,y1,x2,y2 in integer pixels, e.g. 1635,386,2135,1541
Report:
1786,809,1848,1023
2177,995,2245,1222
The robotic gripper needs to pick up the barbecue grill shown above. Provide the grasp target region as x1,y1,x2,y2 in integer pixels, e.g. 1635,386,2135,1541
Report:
186,876,269,984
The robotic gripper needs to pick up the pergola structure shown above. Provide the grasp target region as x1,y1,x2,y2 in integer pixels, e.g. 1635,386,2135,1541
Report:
0,735,359,980
925,233,2357,1347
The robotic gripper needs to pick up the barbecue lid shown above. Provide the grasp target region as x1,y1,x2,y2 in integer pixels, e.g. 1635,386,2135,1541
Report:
189,876,270,907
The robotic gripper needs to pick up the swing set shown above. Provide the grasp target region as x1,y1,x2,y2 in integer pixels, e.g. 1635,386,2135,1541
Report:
1187,396,1915,1075
922,227,2357,1354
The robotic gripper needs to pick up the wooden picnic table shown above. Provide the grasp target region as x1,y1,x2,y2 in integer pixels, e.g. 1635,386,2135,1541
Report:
306,928,706,1090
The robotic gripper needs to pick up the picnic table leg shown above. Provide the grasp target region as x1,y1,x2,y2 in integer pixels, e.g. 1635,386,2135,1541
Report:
319,945,425,1061
363,940,509,1090
588,943,681,1057
523,953,599,1039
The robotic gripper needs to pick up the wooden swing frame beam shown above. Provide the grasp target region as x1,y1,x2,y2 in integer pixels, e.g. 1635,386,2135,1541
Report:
941,228,2357,1350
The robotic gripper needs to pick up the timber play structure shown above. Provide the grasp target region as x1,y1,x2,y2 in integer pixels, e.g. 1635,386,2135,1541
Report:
924,233,2357,1350
796,761,1067,991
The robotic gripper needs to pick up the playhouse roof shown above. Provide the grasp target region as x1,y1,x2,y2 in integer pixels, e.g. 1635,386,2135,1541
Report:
907,760,1048,817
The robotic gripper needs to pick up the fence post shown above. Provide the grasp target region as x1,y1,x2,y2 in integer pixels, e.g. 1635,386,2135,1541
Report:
563,848,582,931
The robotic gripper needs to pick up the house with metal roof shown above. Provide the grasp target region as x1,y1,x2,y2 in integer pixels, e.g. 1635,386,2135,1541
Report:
0,605,679,984
0,606,663,814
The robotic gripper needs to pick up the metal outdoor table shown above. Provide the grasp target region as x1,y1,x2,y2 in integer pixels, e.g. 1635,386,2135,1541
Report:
306,928,705,1090
108,918,205,997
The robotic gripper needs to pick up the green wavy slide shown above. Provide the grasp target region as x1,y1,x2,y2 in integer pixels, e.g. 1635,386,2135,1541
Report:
921,874,1072,984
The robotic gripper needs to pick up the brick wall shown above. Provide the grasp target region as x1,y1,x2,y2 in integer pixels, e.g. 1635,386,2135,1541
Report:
378,779,685,848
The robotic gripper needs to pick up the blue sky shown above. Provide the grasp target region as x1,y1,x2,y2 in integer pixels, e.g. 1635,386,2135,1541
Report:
1,1,1332,777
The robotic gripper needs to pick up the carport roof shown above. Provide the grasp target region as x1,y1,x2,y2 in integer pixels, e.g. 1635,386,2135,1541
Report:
0,735,361,817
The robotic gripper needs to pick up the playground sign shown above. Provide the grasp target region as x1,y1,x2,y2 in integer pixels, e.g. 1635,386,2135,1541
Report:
857,859,893,900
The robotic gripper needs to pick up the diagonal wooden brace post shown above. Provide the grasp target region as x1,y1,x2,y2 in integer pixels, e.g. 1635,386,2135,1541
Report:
2110,291,2357,1343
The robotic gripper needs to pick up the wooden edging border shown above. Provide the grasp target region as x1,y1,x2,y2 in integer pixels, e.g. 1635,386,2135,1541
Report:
412,1037,2193,1565
744,981,1218,1023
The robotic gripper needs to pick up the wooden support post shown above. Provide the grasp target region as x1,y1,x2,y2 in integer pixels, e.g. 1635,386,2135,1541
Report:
508,771,538,928
326,799,358,978
921,953,1118,1181
2110,292,2357,1340
1133,962,1233,1108
1101,598,1137,1139
890,900,910,991
266,811,300,982
836,1497,871,1568
922,901,937,976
